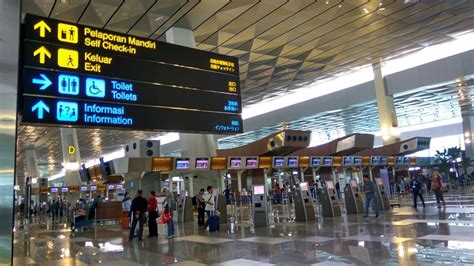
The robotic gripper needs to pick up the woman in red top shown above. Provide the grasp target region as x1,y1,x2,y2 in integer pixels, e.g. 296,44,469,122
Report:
431,169,446,208
274,183,282,204
147,191,158,237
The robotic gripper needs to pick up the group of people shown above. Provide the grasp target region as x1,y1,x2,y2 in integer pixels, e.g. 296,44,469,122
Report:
123,185,220,241
194,186,216,229
122,189,176,241
363,168,448,218
19,200,41,218
397,169,446,209
272,183,294,204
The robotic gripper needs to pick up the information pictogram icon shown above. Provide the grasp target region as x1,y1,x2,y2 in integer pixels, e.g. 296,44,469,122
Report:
57,23,78,44
56,101,78,122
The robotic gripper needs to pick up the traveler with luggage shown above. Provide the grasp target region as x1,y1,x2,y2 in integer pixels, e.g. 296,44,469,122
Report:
204,186,219,231
162,190,176,238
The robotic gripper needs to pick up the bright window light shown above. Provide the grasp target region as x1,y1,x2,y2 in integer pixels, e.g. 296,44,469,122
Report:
242,65,374,119
382,31,474,76
62,162,80,171
48,170,65,181
408,134,464,157
84,149,126,168
102,149,125,162
151,132,180,145
372,118,463,137
241,31,474,120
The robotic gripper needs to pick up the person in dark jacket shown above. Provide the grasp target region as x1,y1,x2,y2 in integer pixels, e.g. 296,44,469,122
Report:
410,176,425,208
363,176,379,218
129,190,148,241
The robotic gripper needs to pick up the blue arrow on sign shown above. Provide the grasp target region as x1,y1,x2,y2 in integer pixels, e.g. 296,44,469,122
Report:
31,100,50,119
32,74,52,90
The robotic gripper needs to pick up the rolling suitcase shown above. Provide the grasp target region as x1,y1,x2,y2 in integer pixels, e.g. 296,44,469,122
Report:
208,212,220,232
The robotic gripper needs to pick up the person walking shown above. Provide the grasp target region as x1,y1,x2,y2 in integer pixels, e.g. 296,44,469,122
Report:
196,188,206,226
363,175,379,218
204,186,215,228
223,186,230,204
410,176,425,208
50,199,60,223
431,169,446,208
163,190,176,239
88,195,100,221
274,183,282,204
147,191,159,238
122,192,132,212
129,190,148,241
19,201,25,218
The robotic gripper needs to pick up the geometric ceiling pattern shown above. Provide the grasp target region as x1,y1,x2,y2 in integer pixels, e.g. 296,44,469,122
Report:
17,0,474,181
15,127,166,184
217,78,474,149
22,0,474,105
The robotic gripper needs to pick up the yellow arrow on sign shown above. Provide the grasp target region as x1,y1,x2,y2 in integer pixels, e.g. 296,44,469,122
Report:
33,20,51,38
33,46,51,64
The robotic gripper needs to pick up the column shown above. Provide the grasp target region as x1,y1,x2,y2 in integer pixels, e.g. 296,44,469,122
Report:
0,0,20,264
372,60,400,145
458,84,474,158
25,149,40,219
237,170,244,192
166,27,219,195
60,128,82,187
25,149,40,180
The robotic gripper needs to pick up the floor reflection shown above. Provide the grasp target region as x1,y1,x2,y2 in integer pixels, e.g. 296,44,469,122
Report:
12,192,474,265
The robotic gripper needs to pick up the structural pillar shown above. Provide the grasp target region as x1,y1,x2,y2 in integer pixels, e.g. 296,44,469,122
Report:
458,84,474,159
0,0,20,264
25,149,40,181
372,60,400,145
60,128,82,187
166,27,218,196
237,170,244,192
25,149,40,219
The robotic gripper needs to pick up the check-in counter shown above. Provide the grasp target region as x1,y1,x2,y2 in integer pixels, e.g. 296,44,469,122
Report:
96,202,122,220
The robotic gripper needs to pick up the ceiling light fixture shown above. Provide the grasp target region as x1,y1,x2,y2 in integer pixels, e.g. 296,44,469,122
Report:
363,8,370,14
326,0,329,4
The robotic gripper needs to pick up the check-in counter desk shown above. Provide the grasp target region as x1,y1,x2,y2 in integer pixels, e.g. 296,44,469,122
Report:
344,180,364,214
96,202,122,220
319,181,341,217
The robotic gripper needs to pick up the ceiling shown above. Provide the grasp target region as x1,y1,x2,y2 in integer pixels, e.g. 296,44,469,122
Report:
16,127,166,184
218,78,474,149
16,0,474,182
22,0,474,104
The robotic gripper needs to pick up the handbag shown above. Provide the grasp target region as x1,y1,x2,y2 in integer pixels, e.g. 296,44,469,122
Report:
162,212,171,224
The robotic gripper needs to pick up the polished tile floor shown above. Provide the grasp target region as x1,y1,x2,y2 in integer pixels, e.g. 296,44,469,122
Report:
13,190,474,265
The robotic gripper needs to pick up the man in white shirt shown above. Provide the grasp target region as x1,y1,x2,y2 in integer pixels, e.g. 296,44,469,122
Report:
204,186,215,227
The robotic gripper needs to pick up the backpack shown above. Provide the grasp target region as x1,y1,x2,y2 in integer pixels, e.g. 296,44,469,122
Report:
192,196,197,206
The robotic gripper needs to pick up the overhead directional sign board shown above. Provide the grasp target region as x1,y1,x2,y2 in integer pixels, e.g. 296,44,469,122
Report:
20,15,242,134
